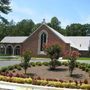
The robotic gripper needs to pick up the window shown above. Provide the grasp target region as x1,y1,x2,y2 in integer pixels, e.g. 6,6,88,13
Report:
14,46,20,55
40,32,47,51
38,30,48,54
6,45,13,55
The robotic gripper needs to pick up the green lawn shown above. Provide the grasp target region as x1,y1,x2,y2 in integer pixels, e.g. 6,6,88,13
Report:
78,57,90,60
0,56,21,60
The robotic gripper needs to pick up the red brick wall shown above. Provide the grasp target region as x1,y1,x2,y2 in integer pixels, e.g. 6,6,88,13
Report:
22,25,70,56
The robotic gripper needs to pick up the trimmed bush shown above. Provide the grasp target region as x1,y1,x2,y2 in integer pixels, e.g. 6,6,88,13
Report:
0,67,8,72
42,62,49,66
80,84,90,90
30,62,36,67
36,62,42,66
7,66,14,70
25,78,32,84
62,62,68,66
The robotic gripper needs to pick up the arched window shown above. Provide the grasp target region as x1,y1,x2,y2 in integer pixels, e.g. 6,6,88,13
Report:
14,46,20,55
6,45,13,55
40,32,47,51
38,30,48,54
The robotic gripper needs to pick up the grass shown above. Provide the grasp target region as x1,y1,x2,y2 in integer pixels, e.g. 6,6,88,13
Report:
0,56,21,60
78,57,90,60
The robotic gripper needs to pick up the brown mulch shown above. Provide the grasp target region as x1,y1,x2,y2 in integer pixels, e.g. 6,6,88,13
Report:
11,65,90,83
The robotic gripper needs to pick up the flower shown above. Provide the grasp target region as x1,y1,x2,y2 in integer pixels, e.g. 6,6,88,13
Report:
63,50,80,60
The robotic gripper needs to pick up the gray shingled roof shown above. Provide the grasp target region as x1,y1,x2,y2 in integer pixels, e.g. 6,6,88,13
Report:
67,36,90,51
1,36,28,43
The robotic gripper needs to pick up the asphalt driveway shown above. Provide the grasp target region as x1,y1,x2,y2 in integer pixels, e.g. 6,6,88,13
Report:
0,59,90,67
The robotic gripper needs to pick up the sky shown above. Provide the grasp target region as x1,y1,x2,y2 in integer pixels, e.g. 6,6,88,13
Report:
3,0,90,28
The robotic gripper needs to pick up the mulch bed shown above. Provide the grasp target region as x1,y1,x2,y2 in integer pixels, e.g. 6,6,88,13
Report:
10,65,90,84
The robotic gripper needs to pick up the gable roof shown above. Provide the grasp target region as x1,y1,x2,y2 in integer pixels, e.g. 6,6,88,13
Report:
1,36,28,43
45,24,69,43
41,24,80,49
25,23,70,43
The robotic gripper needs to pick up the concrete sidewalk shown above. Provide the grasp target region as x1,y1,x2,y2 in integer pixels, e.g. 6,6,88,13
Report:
0,81,82,90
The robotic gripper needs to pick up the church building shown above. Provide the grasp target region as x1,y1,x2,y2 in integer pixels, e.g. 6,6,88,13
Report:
0,20,90,57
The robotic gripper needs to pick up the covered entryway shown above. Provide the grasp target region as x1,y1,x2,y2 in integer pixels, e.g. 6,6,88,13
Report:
14,46,20,55
6,45,13,55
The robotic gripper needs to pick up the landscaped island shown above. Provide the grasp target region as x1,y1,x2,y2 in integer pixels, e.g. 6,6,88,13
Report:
0,61,90,89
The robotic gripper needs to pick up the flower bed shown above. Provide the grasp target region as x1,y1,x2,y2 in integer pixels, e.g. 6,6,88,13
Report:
0,75,90,89
0,61,90,89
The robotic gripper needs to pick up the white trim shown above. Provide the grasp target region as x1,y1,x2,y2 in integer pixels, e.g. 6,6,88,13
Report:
14,45,21,49
38,30,48,55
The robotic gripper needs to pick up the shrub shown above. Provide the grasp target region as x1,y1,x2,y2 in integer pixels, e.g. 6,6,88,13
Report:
80,65,86,71
0,67,8,72
76,62,80,68
85,68,89,72
25,78,32,84
13,64,20,69
22,50,32,74
84,79,88,84
80,84,90,90
7,66,14,70
34,80,48,86
45,44,61,70
6,72,13,77
49,61,61,66
62,61,68,66
64,51,79,76
16,66,22,70
36,62,42,66
11,77,25,83
30,62,36,67
12,70,15,73
42,62,49,66
19,63,23,67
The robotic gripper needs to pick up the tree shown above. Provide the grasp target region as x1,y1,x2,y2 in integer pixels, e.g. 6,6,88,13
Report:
63,50,79,76
66,23,87,36
14,19,35,36
0,0,11,23
50,17,61,32
22,50,32,74
45,44,61,70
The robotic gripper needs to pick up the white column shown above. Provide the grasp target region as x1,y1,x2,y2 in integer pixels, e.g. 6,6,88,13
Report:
5,47,6,55
12,47,14,55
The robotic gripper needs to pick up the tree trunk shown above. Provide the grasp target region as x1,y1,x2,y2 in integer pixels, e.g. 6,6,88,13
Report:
25,69,27,74
50,59,56,70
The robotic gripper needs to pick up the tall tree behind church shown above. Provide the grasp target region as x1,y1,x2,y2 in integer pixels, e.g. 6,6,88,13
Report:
0,0,11,23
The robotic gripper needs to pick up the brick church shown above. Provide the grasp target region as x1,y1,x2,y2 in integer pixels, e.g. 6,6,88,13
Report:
0,20,90,57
